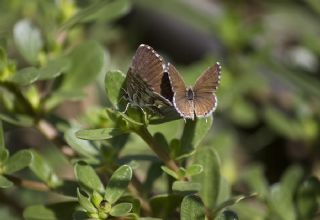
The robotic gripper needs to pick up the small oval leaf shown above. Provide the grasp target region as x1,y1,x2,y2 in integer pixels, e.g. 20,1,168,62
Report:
76,128,126,140
0,175,13,188
65,128,99,157
29,150,61,188
4,149,32,174
172,181,200,193
105,70,126,108
77,188,97,213
105,165,132,204
110,203,132,217
74,162,104,193
9,67,40,85
180,195,206,220
13,19,43,63
193,148,220,210
185,164,203,177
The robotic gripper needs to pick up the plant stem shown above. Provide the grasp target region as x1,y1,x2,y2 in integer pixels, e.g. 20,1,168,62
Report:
5,175,49,191
134,126,180,173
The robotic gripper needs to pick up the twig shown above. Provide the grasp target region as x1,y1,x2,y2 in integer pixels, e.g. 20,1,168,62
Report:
134,126,180,173
5,175,49,191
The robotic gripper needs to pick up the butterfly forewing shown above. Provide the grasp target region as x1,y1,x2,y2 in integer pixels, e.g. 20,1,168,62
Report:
125,44,174,117
167,63,194,119
131,44,165,95
193,62,221,117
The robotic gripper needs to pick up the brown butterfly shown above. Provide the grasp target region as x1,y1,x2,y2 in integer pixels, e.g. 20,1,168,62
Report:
124,44,173,114
167,62,221,120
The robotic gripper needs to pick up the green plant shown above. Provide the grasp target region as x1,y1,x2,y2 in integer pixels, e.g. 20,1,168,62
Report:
1,1,320,220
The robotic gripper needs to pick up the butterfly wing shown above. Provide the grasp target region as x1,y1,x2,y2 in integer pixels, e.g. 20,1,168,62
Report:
127,44,172,109
193,62,221,117
167,63,194,119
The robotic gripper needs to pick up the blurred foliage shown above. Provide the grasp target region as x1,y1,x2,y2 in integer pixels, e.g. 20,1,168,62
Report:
0,0,320,220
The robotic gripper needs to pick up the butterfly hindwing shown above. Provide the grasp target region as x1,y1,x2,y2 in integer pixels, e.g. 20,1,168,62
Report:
167,63,194,119
193,62,221,117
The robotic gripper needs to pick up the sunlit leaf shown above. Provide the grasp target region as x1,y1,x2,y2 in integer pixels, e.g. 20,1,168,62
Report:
193,147,220,210
9,67,40,85
105,165,132,204
110,203,132,217
29,150,61,188
105,70,126,108
0,175,13,188
13,19,43,64
180,194,205,220
77,188,97,213
23,202,77,220
64,128,99,158
180,117,213,157
76,128,127,140
74,162,104,193
4,149,32,174
60,41,106,91
60,0,131,30
172,181,200,193
38,57,71,80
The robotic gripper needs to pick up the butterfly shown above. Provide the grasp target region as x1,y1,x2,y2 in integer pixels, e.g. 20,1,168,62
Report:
124,44,174,115
167,62,221,120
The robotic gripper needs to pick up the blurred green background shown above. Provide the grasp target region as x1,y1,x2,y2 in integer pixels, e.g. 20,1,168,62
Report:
0,0,320,219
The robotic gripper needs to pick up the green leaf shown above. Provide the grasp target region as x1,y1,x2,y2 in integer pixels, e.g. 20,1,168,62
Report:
64,128,99,158
60,0,131,30
38,57,70,80
150,194,182,219
296,177,320,219
29,150,61,188
193,147,220,210
180,117,213,157
0,175,13,188
213,194,256,217
105,70,126,108
110,203,132,217
44,90,85,110
0,149,9,164
161,166,179,179
23,202,78,220
180,195,206,220
76,128,126,140
172,181,200,193
105,165,132,204
4,149,32,174
217,177,231,205
9,67,40,85
13,19,43,64
74,162,104,193
269,165,304,220
60,41,106,91
185,164,203,177
243,164,268,199
264,107,301,139
216,210,239,220
77,188,97,213
0,121,4,150
0,113,34,127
